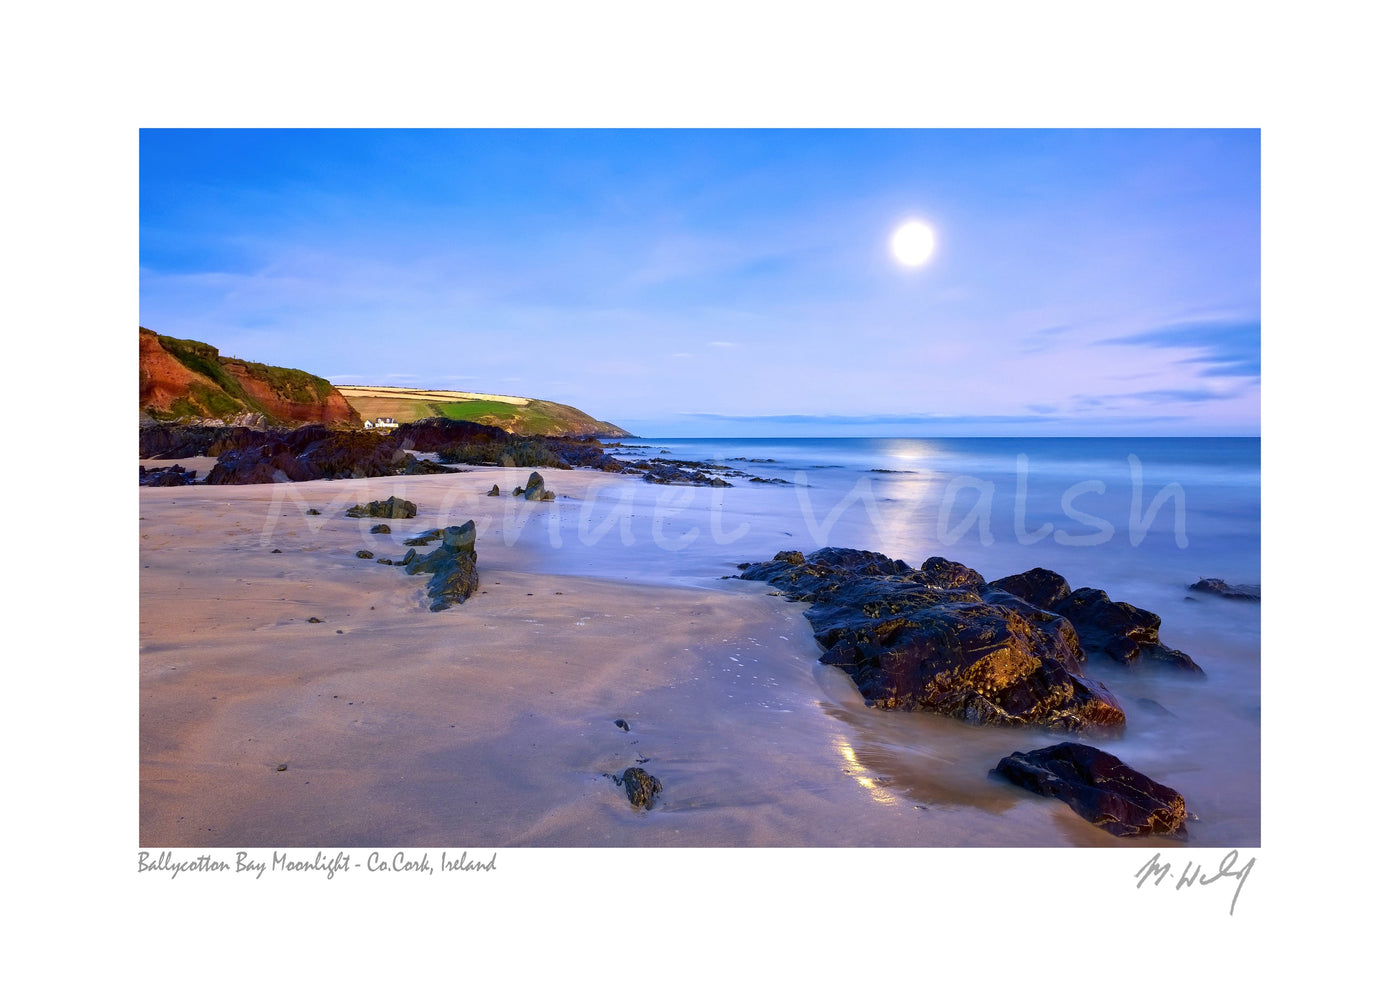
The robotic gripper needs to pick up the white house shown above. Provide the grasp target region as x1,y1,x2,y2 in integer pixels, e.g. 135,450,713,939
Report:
364,417,398,430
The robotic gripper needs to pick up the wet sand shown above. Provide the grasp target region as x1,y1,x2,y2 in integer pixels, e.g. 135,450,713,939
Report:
140,466,1190,848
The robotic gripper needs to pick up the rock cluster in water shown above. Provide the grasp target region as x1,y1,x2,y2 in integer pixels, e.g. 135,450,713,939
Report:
1188,577,1261,601
739,547,1204,836
991,742,1189,837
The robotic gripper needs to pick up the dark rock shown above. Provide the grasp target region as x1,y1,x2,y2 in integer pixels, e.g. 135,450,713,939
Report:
920,556,986,590
139,423,263,460
614,719,630,732
1057,587,1203,675
442,521,477,553
487,484,500,496
740,548,1125,734
635,460,733,487
988,567,1072,612
270,548,282,553
307,617,322,623
376,558,394,565
425,557,480,611
346,496,417,519
306,508,321,515
392,417,511,453
499,439,572,469
370,524,391,534
516,470,555,501
748,476,792,485
403,520,479,610
398,454,462,475
1132,697,1176,717
615,766,662,809
1188,577,1261,601
991,742,1188,837
403,528,446,546
139,463,198,486
356,550,374,559
206,425,405,485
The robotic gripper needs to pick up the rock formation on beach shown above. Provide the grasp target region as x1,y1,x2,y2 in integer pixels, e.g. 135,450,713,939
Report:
512,471,555,501
198,426,430,484
142,417,740,489
139,463,197,486
739,548,1204,734
614,766,662,810
399,521,480,611
991,742,1189,837
740,549,1127,733
345,496,418,519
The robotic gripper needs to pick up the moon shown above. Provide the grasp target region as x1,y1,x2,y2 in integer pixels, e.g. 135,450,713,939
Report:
891,219,936,267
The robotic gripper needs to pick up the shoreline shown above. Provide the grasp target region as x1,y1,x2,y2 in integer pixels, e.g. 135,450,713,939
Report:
140,467,1208,848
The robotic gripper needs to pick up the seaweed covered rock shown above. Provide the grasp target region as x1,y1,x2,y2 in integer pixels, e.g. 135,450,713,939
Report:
514,471,555,501
204,425,407,484
346,496,417,519
499,439,572,469
403,528,446,546
393,417,511,453
614,767,662,810
919,556,986,590
991,742,1188,837
402,521,479,611
139,464,198,487
1056,587,1203,675
740,548,1126,734
987,567,1072,612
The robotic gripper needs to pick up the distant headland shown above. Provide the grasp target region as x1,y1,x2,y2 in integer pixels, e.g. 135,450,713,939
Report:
138,327,631,438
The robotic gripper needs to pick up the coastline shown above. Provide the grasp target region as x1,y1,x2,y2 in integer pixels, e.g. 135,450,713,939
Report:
141,463,1230,848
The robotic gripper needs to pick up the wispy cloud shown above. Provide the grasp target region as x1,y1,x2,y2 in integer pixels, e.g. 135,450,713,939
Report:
683,412,1065,426
1098,319,1260,379
1070,380,1256,409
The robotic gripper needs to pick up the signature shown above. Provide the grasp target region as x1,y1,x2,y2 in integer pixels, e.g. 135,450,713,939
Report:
1134,849,1255,916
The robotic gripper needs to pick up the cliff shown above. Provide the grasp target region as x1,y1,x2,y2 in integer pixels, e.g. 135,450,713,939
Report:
139,328,361,427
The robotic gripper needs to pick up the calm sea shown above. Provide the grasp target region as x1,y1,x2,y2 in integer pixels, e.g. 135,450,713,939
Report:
512,436,1262,846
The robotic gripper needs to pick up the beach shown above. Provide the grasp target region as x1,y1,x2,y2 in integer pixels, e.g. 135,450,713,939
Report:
140,439,1260,849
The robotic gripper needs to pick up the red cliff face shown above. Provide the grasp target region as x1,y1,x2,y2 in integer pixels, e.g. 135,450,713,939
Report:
139,328,362,428
221,360,361,426
139,328,208,410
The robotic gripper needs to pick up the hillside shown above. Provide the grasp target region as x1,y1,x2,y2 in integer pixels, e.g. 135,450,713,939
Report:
335,385,631,438
140,328,361,427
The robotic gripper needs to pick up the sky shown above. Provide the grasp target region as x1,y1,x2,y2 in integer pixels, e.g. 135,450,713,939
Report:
140,128,1260,437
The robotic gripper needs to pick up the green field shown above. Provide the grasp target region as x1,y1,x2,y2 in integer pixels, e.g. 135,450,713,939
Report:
335,386,630,437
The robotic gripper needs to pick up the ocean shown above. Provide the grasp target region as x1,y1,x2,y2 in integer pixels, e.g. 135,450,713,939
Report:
465,435,1261,847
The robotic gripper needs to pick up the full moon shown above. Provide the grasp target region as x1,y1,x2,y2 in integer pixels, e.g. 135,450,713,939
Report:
891,219,936,267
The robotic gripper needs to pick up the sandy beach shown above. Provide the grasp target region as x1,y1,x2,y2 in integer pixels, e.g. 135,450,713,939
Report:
139,462,1202,849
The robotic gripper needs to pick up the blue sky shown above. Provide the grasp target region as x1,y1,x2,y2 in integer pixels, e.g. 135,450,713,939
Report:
140,129,1259,437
